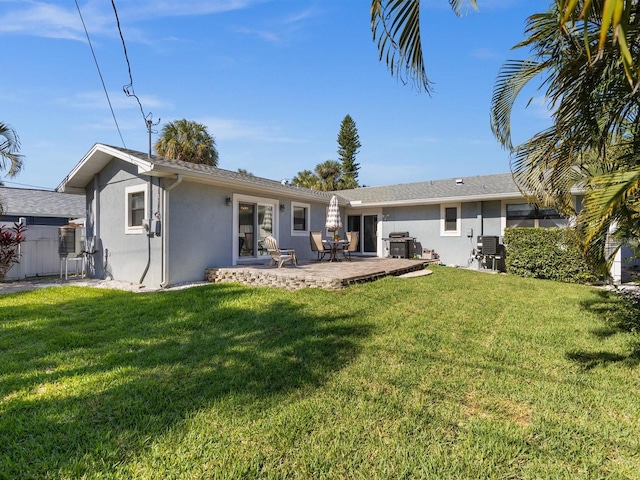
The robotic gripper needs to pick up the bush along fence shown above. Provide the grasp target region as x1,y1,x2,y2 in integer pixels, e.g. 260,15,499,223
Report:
0,222,27,281
503,227,599,284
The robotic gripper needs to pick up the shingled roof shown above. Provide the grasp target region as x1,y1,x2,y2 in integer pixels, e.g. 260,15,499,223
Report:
0,187,85,218
334,173,522,206
58,144,525,208
58,144,337,203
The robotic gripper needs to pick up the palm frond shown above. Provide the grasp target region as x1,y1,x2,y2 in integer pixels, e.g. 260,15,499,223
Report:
491,59,547,150
0,122,24,177
371,0,429,93
581,168,640,243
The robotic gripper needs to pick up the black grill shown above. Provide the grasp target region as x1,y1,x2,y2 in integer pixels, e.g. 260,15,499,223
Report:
388,232,415,258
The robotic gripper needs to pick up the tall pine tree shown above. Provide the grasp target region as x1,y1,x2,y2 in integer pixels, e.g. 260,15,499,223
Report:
337,114,361,189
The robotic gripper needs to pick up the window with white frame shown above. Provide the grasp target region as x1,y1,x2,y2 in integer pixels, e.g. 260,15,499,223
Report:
291,202,310,236
440,203,461,236
125,184,147,234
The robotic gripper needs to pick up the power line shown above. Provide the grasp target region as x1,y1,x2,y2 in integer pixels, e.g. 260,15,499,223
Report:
110,0,146,123
1,180,55,191
74,0,127,149
111,0,160,156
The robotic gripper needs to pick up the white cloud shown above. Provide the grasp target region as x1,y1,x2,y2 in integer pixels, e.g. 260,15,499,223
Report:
284,7,317,25
54,90,168,111
0,0,263,42
119,0,264,18
198,116,304,144
472,47,501,60
526,94,554,120
231,26,281,43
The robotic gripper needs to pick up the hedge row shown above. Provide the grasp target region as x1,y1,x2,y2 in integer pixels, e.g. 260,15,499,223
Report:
503,227,598,284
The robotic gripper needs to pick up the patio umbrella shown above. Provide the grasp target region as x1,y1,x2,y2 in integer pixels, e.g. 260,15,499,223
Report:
325,195,342,232
261,206,273,234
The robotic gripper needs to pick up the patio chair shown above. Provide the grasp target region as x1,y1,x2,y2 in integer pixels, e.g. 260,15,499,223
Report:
342,231,359,261
309,231,331,261
264,235,297,268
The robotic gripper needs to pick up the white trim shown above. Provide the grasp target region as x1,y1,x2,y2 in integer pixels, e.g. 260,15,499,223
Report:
291,201,310,237
124,184,147,234
232,193,279,265
440,203,461,237
349,192,520,208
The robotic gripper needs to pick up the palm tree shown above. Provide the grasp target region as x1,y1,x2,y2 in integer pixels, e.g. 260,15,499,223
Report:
292,161,347,191
371,1,639,94
489,2,640,274
0,122,24,178
373,1,640,275
154,119,219,166
315,160,343,191
291,169,320,190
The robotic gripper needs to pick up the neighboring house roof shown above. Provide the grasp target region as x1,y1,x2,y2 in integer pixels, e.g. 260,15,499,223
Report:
334,173,523,207
0,187,85,218
57,143,339,204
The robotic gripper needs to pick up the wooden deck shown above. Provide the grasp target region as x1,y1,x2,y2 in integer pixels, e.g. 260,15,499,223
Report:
205,257,433,290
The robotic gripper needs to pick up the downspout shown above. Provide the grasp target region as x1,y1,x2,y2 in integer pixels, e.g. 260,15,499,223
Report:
160,174,183,288
93,174,106,279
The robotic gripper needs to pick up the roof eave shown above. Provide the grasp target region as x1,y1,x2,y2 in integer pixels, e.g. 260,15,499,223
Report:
347,192,524,207
138,163,339,204
57,144,154,193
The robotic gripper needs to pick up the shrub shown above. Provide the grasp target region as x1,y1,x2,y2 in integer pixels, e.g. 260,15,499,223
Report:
0,222,27,281
504,227,598,284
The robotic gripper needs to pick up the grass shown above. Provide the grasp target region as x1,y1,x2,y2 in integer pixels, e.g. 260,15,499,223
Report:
1,266,639,479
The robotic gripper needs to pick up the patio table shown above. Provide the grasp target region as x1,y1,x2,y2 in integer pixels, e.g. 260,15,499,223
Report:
325,240,349,262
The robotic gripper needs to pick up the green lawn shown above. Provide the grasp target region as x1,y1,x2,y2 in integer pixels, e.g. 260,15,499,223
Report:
1,267,638,479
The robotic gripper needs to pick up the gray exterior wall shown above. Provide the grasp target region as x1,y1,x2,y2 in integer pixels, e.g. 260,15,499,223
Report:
480,200,502,239
166,181,233,285
378,200,505,267
85,159,163,286
85,170,333,288
165,184,333,285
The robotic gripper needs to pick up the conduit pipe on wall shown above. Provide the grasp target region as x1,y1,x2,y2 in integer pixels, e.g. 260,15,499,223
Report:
138,177,155,285
160,174,182,288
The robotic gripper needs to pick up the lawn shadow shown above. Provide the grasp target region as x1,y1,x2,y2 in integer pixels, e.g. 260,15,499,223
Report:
571,289,640,370
0,284,373,478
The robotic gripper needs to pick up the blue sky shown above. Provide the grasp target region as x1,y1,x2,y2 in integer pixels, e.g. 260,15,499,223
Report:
2,0,551,190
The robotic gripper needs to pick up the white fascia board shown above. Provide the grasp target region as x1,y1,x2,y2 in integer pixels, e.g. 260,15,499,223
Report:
347,192,523,208
57,144,154,192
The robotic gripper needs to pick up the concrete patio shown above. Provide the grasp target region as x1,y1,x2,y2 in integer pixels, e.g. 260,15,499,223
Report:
205,257,433,291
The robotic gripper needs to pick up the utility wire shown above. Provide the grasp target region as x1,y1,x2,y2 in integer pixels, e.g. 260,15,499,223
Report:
1,180,55,191
111,0,160,158
74,0,127,149
110,0,148,123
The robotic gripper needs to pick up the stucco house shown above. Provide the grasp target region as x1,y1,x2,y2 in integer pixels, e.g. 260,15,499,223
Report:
57,143,605,288
57,144,343,288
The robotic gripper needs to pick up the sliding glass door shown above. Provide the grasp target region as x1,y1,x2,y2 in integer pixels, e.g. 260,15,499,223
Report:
347,214,378,254
238,201,274,258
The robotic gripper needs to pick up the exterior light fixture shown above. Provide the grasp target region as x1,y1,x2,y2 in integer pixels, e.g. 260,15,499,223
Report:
225,197,232,206
280,203,286,212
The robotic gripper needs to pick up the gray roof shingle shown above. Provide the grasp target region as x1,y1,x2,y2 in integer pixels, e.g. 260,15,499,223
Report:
0,187,85,218
334,173,521,204
97,145,337,203
60,144,523,207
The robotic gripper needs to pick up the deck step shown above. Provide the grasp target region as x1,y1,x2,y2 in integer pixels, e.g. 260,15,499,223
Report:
397,269,433,278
